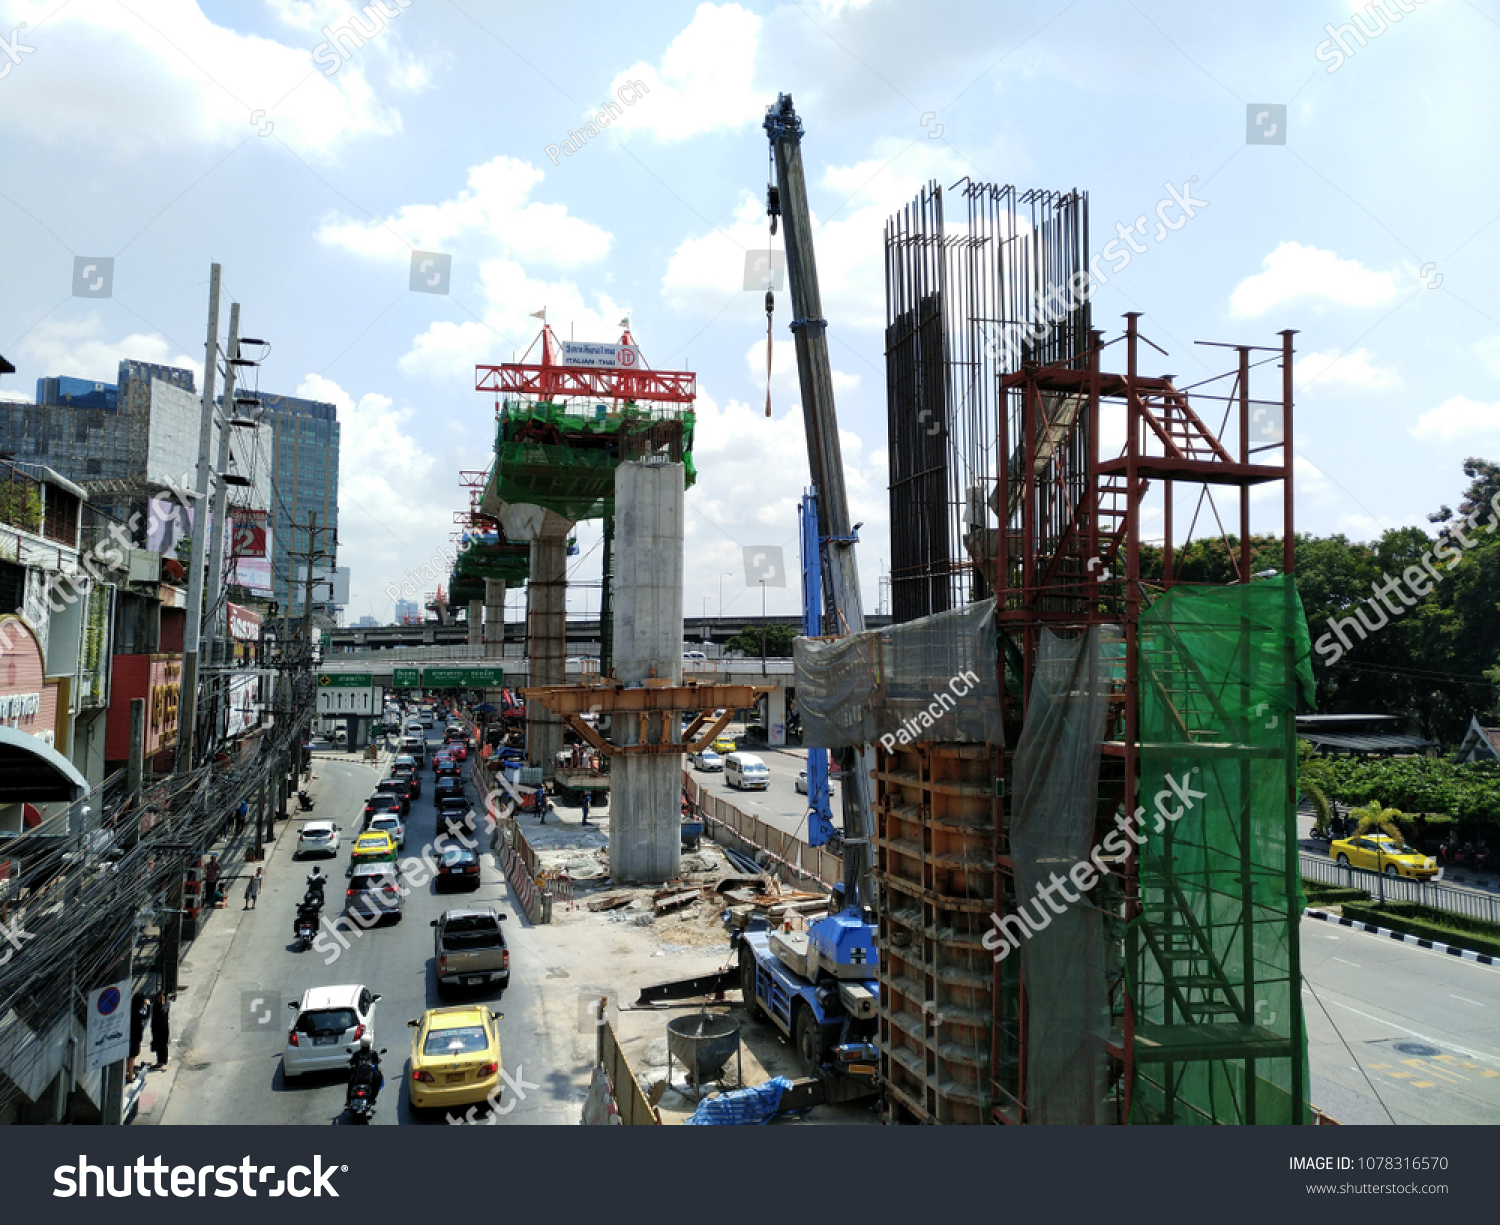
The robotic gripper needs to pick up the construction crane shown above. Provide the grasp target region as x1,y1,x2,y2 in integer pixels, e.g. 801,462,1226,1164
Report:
729,93,880,1093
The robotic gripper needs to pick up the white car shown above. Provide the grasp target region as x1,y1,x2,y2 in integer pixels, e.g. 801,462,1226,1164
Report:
295,821,341,858
693,750,723,772
282,984,381,1081
795,769,836,795
365,812,405,850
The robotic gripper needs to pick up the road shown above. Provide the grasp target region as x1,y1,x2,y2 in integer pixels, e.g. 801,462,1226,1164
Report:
1302,914,1500,1124
161,726,579,1126
686,742,841,841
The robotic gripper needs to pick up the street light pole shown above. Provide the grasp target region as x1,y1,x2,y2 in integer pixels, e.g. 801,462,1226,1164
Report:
760,579,766,676
720,571,732,616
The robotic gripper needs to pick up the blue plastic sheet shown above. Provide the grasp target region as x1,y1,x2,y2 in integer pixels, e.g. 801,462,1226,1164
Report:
681,1076,794,1125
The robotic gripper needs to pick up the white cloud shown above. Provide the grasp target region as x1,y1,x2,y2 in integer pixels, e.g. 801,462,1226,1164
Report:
603,3,763,139
683,384,888,617
318,156,611,268
1229,242,1403,317
3,0,407,153
1410,396,1500,442
397,258,632,383
744,338,860,400
291,373,458,613
11,315,199,385
1293,347,1402,391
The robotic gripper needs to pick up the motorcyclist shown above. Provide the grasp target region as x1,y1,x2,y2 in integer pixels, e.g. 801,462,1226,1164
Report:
293,896,320,941
305,866,328,898
347,1034,384,1106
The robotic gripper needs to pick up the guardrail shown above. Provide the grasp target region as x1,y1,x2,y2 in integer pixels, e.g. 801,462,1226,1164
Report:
682,772,840,890
594,1000,660,1125
1301,854,1500,924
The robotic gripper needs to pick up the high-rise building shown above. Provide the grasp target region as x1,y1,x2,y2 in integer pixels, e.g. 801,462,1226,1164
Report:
394,599,419,625
0,360,197,524
256,393,340,612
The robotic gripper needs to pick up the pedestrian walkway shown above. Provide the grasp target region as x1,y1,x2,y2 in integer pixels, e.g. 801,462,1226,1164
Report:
126,776,329,1124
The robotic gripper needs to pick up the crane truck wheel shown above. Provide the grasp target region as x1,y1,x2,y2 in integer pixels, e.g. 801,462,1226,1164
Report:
794,1005,826,1077
738,945,764,1021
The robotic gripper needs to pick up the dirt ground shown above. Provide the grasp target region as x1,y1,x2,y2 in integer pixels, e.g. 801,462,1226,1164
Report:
503,798,879,1125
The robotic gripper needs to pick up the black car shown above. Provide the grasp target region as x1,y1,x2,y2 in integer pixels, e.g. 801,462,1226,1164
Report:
363,793,403,823
436,795,476,833
434,777,465,805
391,760,421,798
372,779,412,816
434,843,482,891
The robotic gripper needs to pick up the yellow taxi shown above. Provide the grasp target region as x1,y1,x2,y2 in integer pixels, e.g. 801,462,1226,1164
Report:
1330,834,1438,880
407,1005,503,1111
712,735,737,755
349,830,398,867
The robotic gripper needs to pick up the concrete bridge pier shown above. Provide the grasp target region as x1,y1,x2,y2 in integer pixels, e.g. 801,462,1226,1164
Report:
500,505,573,779
609,459,685,884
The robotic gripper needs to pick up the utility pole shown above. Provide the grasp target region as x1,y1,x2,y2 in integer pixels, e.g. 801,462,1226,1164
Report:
177,263,222,776
286,514,331,772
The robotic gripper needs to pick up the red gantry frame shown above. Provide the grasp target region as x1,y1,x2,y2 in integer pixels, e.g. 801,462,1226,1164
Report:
988,314,1297,1124
475,325,697,411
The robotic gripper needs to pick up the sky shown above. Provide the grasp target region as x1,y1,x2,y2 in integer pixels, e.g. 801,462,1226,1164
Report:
0,0,1495,627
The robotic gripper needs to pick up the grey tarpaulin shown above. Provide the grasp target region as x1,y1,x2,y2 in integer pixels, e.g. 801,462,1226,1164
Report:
794,599,1000,750
1008,626,1118,1124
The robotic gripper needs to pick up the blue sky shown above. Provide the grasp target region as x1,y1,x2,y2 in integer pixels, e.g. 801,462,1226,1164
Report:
0,0,1495,625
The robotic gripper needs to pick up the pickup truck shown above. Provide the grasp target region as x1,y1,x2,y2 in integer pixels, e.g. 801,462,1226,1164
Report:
432,907,509,995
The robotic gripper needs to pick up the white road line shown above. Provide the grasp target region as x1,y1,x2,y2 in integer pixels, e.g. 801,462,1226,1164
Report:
1450,995,1484,1007
1310,995,1500,1068
1332,957,1361,967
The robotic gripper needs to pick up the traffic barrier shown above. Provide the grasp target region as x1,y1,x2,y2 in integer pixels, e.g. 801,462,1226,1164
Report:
539,868,574,909
682,773,840,890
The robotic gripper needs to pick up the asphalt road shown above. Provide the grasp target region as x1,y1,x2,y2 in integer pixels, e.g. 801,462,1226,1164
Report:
686,744,845,842
161,728,578,1126
1302,914,1500,1124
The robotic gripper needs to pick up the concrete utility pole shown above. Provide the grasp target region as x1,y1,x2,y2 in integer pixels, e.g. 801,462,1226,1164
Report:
177,263,222,775
203,301,242,653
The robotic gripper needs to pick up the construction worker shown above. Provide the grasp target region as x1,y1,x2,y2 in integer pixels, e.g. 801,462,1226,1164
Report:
580,792,591,826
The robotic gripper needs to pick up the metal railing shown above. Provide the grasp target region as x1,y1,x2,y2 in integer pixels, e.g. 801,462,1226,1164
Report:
683,772,840,890
1301,854,1500,925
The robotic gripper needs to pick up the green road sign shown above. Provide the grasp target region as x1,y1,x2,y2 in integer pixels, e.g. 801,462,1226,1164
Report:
421,667,505,688
317,673,372,688
391,667,420,688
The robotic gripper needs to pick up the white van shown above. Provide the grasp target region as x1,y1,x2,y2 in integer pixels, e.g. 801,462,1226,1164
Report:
724,752,769,790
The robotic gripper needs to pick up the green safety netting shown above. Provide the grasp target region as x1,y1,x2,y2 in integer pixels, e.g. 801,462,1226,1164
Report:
454,541,530,585
488,400,697,521
448,574,486,604
1128,574,1314,1124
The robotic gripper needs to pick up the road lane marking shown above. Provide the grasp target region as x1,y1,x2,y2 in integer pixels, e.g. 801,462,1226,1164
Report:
1450,995,1484,1006
1332,956,1361,966
1315,997,1500,1068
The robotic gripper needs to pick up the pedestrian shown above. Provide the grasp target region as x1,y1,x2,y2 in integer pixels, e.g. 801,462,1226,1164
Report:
150,990,172,1069
203,854,221,908
127,992,150,1080
535,785,547,824
580,792,591,826
235,799,248,836
244,867,262,910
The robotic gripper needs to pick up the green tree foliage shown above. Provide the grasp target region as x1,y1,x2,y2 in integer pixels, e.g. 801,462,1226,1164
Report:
723,624,798,658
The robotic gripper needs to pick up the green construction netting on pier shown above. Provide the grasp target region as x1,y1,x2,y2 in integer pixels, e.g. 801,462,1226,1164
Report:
1127,574,1314,1125
489,400,697,521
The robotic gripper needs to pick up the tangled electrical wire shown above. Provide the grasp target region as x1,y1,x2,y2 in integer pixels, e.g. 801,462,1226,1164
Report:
0,714,307,1117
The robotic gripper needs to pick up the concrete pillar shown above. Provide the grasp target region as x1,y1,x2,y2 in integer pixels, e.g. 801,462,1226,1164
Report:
500,505,573,779
484,579,506,657
766,684,787,747
610,460,685,883
467,599,483,647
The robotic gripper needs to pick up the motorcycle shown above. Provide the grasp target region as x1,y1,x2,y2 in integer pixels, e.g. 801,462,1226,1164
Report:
297,790,316,812
345,1047,387,1123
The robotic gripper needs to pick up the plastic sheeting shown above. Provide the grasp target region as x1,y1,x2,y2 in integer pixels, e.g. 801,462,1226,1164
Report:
680,1075,794,1125
794,599,1000,750
1129,575,1314,1124
1009,626,1117,1124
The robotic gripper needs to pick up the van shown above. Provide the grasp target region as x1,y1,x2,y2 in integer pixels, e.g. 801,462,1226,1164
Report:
724,752,769,790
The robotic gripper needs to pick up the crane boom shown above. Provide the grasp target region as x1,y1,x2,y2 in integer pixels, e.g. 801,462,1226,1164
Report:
765,93,875,912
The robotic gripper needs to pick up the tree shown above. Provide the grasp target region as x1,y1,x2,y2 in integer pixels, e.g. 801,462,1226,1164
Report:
723,624,798,658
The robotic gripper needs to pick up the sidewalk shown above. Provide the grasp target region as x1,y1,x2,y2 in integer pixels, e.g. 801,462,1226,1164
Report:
124,757,373,1124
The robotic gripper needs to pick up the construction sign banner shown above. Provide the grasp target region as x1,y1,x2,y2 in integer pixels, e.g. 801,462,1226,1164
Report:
557,340,640,369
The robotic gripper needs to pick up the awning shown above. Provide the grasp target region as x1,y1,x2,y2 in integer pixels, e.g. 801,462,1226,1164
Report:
1299,732,1434,755
0,726,89,803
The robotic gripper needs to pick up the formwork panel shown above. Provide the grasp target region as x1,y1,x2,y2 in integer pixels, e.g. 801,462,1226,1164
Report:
877,742,998,1124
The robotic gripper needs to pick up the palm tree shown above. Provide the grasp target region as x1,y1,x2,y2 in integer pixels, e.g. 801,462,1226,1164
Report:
1297,740,1334,837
